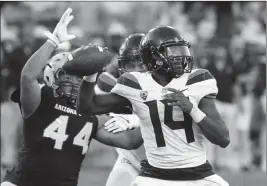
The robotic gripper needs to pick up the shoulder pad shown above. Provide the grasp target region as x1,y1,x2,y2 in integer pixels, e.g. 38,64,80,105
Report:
97,72,117,93
117,72,142,90
186,68,215,86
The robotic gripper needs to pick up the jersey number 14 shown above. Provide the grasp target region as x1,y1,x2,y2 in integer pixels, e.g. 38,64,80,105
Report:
145,100,195,147
43,115,92,155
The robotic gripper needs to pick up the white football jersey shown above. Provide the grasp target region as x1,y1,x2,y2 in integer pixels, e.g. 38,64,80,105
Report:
111,69,218,169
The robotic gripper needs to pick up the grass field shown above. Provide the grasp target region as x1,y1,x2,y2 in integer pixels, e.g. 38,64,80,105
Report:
78,140,266,186
1,140,265,186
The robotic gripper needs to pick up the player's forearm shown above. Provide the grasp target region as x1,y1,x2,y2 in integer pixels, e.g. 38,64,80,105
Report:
77,79,108,115
196,118,230,148
78,78,129,115
104,129,143,150
21,41,55,80
77,80,97,114
124,128,144,149
126,129,144,149
95,127,143,150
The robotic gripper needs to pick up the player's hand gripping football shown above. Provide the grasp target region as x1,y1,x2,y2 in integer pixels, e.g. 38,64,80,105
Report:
44,8,76,47
162,87,193,113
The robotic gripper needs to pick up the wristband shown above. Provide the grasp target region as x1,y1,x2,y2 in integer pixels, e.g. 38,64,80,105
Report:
47,39,57,48
44,31,60,47
189,104,206,123
83,73,98,82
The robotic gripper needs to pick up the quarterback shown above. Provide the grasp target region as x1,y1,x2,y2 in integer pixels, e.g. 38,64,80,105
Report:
77,26,230,186
1,8,142,186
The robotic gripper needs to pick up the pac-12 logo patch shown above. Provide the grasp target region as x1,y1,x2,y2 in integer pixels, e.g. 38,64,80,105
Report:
140,91,148,100
162,88,167,94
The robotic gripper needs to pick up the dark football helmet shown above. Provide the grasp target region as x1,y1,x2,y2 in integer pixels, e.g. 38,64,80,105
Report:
118,33,146,74
140,26,193,78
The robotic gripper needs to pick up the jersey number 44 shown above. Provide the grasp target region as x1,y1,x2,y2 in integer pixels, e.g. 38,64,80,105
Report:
43,115,93,155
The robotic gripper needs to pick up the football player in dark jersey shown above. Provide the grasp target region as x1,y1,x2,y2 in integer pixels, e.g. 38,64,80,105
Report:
1,8,142,186
77,26,230,186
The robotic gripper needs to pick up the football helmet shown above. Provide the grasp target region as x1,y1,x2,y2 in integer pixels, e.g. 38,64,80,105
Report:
43,52,82,107
118,33,146,74
140,26,193,78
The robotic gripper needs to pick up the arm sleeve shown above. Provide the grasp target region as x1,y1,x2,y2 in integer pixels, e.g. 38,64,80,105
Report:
95,72,117,94
186,69,218,103
111,72,142,101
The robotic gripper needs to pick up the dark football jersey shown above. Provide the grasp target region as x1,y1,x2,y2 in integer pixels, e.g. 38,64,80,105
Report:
4,85,98,186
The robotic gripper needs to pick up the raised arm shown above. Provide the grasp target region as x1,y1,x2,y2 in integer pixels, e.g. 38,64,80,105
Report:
20,8,75,118
77,79,131,115
20,41,56,118
94,115,143,150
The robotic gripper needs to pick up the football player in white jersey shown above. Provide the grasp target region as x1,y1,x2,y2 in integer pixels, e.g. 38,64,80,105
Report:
95,34,147,186
77,26,230,186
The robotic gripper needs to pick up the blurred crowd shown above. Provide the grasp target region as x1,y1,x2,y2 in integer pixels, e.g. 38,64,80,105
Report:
1,1,266,180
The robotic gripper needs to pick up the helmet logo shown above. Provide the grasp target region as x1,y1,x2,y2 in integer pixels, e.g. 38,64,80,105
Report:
161,88,167,94
174,37,179,42
140,91,148,100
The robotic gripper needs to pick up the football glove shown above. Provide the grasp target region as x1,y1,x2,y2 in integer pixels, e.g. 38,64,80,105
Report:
44,8,76,47
104,113,140,133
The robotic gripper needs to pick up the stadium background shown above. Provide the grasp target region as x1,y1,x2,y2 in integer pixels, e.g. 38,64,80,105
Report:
1,1,266,186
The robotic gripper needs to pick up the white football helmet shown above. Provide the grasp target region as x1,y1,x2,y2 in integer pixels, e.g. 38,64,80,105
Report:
43,52,82,106
43,52,69,86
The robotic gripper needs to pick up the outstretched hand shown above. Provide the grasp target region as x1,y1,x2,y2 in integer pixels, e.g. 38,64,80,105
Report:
44,8,76,47
53,8,76,42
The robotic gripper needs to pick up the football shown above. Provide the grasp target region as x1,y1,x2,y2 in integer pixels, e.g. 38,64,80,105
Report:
63,45,113,76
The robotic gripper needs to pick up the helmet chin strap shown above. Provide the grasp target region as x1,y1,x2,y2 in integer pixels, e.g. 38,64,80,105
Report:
118,68,124,76
52,84,60,97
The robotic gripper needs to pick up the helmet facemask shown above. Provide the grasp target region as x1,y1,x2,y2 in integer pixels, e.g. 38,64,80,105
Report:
140,40,193,78
52,68,82,107
117,33,146,75
118,54,146,75
164,46,194,78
